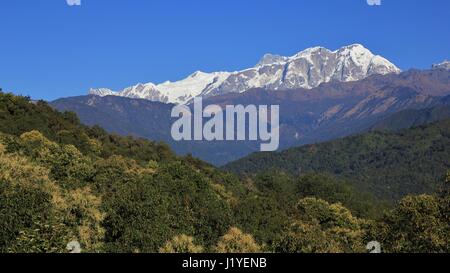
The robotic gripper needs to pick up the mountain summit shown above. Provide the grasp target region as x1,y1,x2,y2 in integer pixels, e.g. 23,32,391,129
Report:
432,60,450,70
89,44,400,104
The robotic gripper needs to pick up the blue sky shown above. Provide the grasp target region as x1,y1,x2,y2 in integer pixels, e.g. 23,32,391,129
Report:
0,0,449,101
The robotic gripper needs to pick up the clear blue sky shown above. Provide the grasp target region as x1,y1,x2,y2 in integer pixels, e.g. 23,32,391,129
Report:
1,0,449,101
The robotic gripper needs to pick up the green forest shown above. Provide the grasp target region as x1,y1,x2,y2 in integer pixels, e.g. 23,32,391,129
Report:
225,120,450,201
0,92,449,253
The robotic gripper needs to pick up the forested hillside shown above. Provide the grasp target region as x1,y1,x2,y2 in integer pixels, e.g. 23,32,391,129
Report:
224,119,450,201
0,92,448,253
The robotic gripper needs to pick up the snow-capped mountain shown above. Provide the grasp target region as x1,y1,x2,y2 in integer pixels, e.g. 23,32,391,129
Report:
89,71,231,104
432,60,450,70
89,44,400,104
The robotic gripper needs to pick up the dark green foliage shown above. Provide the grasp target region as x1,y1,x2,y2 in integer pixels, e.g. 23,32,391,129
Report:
231,172,381,248
379,193,449,253
225,119,450,201
234,195,289,246
295,173,382,218
102,161,234,252
0,183,52,251
102,178,172,252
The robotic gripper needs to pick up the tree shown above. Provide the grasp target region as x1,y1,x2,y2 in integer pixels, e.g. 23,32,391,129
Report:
6,221,72,253
381,194,448,253
159,235,203,253
273,221,341,253
214,227,261,253
274,198,368,253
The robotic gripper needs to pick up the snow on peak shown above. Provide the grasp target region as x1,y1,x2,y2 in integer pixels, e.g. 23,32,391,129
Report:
90,71,232,105
205,44,401,96
256,54,289,67
189,71,207,78
89,44,400,104
291,46,329,59
89,88,116,97
432,60,450,70
157,71,231,104
339,43,366,50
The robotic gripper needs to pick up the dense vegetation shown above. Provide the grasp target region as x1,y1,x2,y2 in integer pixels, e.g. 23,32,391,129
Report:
225,119,450,201
0,92,448,253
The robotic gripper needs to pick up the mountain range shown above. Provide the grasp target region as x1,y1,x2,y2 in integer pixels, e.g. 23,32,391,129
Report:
52,66,450,165
50,43,450,165
89,44,400,104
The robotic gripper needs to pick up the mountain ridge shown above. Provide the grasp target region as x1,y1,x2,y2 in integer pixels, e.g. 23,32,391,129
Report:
54,69,450,165
89,44,400,104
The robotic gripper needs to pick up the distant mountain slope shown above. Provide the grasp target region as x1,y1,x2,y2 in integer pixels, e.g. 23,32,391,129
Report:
89,44,400,104
224,119,450,201
51,95,174,142
51,95,261,165
53,69,450,166
371,97,450,131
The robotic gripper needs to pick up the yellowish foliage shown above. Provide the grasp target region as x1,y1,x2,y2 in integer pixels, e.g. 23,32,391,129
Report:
20,130,54,146
88,138,102,155
210,183,238,206
147,160,159,172
0,136,105,252
0,142,5,154
215,227,262,253
279,221,342,253
20,130,59,162
0,151,51,190
285,198,368,253
159,235,204,253
64,187,106,251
